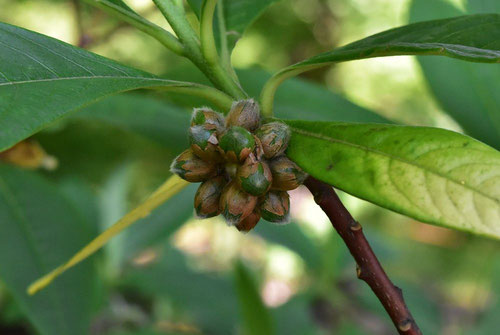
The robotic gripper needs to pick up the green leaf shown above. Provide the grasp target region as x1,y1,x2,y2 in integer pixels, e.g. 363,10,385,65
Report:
58,177,100,237
121,183,196,261
234,261,275,335
73,94,191,149
239,68,390,123
284,120,500,239
162,64,390,123
0,165,98,335
261,14,500,115
0,22,232,152
188,0,280,48
410,0,500,149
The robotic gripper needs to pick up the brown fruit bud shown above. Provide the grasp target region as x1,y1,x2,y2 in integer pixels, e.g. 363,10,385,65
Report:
191,107,225,132
220,181,257,225
218,126,255,162
255,122,291,159
253,135,265,160
189,126,221,161
170,149,217,182
237,155,272,196
194,177,226,219
236,210,261,232
270,156,308,191
226,99,261,131
260,191,290,224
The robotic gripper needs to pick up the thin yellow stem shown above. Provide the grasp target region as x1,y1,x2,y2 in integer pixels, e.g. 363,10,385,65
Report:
27,175,189,295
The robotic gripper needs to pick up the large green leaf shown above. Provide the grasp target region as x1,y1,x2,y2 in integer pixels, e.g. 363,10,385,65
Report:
284,14,500,67
73,94,191,149
284,120,500,239
0,22,231,152
0,165,98,335
162,65,390,123
238,69,390,123
261,14,500,114
410,0,500,149
234,261,275,335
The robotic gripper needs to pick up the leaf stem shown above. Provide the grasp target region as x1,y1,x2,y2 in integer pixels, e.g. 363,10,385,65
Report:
216,0,232,74
260,65,319,117
27,175,189,295
86,0,185,55
200,0,219,65
153,0,246,100
304,176,422,335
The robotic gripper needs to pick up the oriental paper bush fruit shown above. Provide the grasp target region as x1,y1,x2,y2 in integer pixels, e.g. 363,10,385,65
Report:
2,4,497,331
171,100,307,231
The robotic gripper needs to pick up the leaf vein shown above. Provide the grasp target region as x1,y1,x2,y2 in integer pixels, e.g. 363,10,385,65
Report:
290,126,499,203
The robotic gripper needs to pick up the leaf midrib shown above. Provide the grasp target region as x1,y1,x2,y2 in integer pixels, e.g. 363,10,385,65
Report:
0,76,186,87
290,126,500,204
296,42,500,67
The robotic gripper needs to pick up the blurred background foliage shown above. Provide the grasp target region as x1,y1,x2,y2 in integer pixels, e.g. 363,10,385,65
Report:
0,0,499,334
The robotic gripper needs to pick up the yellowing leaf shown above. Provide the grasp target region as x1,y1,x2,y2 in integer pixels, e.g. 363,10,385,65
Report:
285,120,500,239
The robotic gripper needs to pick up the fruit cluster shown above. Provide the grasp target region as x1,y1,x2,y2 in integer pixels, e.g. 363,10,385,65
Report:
171,100,307,232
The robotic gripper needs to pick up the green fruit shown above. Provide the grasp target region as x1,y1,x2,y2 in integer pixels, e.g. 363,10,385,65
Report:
236,210,261,232
270,156,308,191
220,182,258,225
191,107,225,132
237,156,272,196
260,191,290,224
189,125,221,161
255,122,291,159
226,99,261,131
170,149,217,182
194,177,226,218
219,126,256,162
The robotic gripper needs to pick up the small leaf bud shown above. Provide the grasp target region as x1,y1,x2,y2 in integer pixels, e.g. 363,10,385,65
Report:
194,176,226,218
220,181,258,225
237,155,272,196
270,156,308,191
191,107,225,132
226,99,261,131
170,149,217,182
255,122,291,159
260,191,290,224
218,126,255,162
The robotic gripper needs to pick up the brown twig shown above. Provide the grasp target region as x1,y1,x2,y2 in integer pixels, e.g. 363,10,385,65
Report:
304,176,422,335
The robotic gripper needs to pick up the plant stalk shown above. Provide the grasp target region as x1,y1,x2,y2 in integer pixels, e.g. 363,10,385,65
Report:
85,0,185,55
153,0,246,100
200,0,219,66
304,176,422,335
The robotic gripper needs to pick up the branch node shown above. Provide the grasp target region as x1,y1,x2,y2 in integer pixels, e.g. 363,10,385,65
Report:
350,221,362,231
355,264,362,278
304,176,421,335
398,319,413,332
